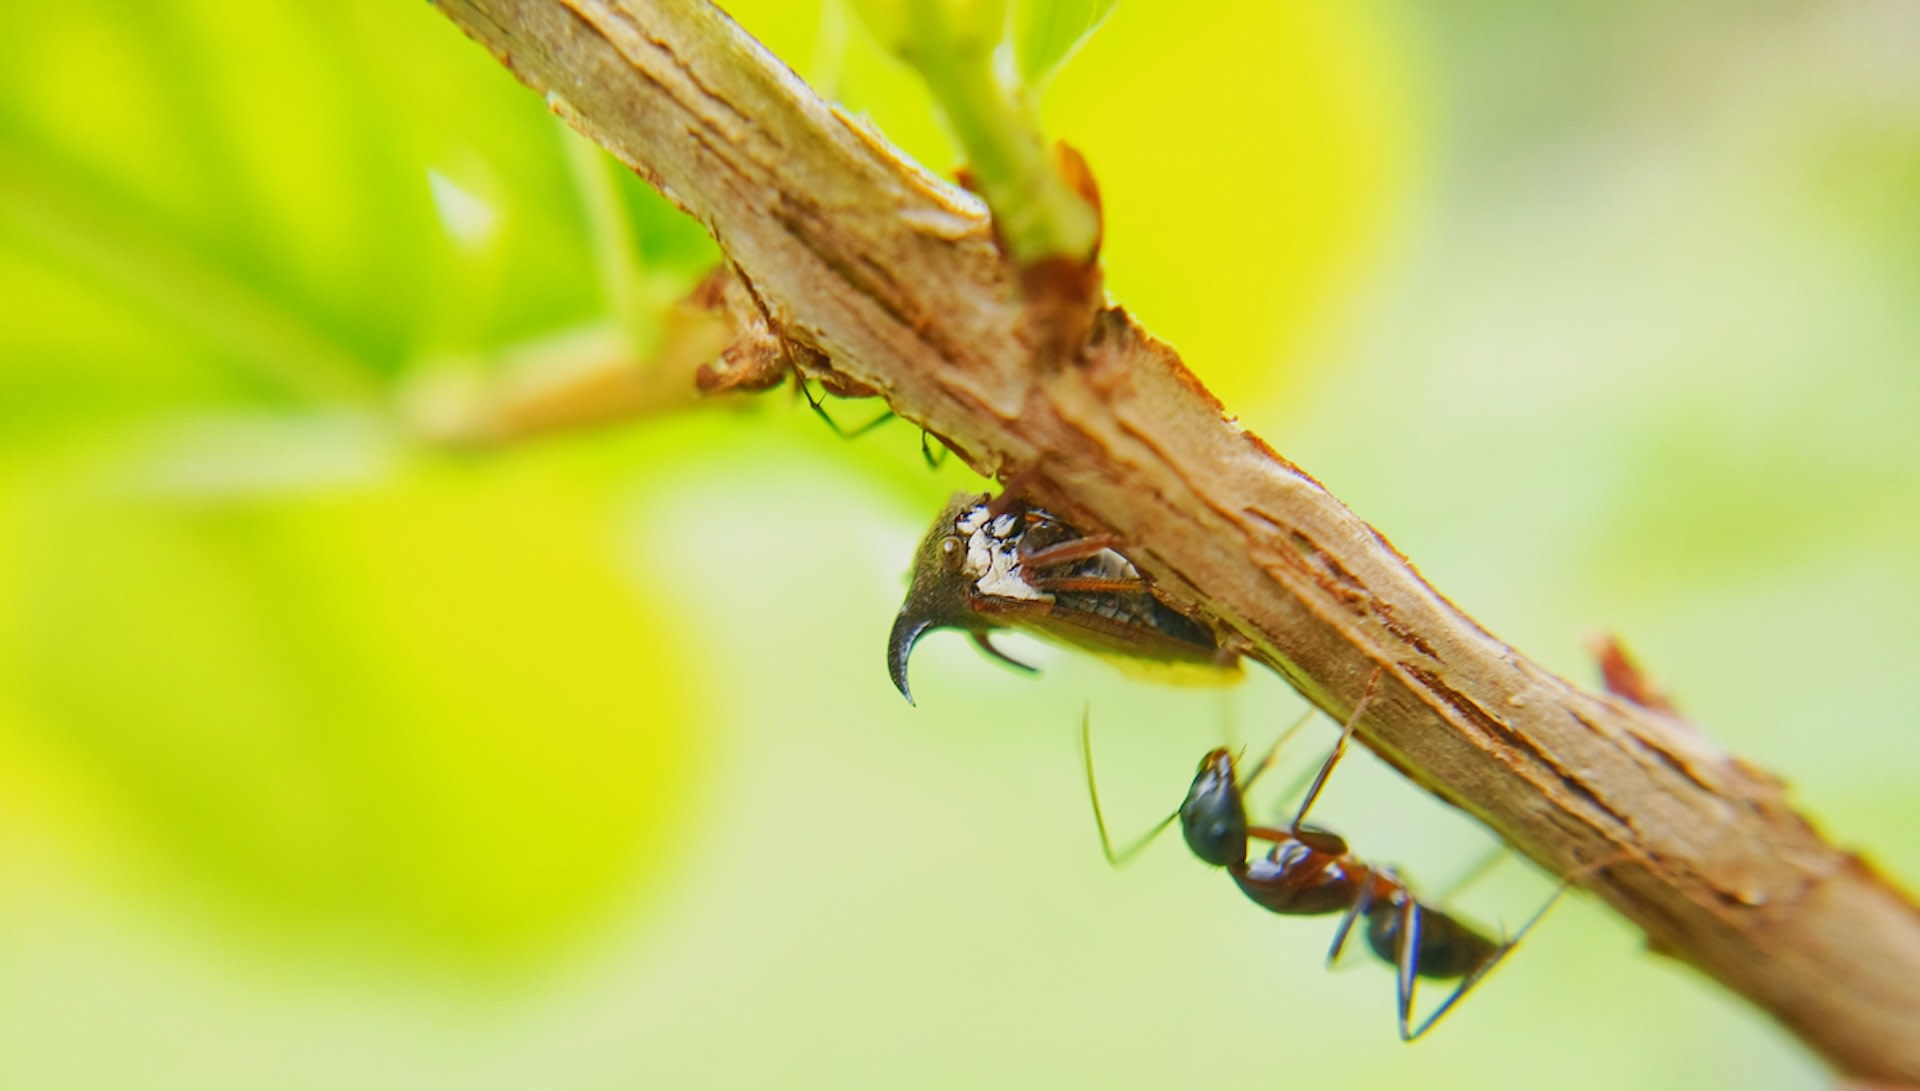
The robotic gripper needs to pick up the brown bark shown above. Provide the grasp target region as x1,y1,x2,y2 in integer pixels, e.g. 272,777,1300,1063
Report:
430,0,1920,1078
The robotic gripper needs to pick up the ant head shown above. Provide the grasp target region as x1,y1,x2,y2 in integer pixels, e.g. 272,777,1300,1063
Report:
1180,748,1249,868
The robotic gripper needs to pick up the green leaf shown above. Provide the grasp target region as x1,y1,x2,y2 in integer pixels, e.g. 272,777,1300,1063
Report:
1011,0,1120,90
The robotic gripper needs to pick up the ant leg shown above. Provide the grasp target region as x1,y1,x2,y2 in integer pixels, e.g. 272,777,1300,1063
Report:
919,430,950,468
1400,965,1488,1042
1427,845,1507,906
1237,707,1317,796
1260,741,1349,830
797,376,893,438
1218,685,1240,752
1080,706,1177,867
1288,668,1383,831
1400,874,1578,1042
1395,896,1426,1041
1325,868,1380,970
841,409,897,438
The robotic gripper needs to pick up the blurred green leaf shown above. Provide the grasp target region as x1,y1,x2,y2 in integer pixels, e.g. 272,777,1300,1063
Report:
0,0,717,450
0,443,699,969
0,0,724,970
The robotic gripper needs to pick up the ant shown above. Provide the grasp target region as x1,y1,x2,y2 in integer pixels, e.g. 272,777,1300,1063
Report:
799,384,950,469
1081,680,1573,1041
691,269,951,468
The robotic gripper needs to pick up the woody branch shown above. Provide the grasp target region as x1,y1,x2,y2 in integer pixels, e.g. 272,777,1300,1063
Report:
431,0,1920,1080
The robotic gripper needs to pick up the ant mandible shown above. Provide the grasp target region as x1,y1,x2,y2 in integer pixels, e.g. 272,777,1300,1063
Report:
1081,677,1572,1041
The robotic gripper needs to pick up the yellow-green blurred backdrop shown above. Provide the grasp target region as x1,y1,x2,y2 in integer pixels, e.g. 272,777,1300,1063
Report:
2,1,1916,1087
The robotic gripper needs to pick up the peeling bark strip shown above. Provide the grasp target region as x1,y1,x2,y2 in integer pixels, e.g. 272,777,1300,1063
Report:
432,0,1920,1078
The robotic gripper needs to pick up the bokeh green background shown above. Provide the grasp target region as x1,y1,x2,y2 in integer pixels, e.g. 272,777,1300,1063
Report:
3,1,1917,1087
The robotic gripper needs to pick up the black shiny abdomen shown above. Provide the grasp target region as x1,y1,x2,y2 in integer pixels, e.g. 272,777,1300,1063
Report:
1365,901,1497,981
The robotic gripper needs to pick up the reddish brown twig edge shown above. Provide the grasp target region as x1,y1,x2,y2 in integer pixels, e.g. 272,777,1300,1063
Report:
431,0,1920,1077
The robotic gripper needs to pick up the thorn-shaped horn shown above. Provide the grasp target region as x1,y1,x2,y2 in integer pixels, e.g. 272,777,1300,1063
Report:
887,611,934,705
886,493,987,706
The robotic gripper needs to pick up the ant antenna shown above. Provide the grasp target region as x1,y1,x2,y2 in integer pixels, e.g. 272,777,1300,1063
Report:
1428,845,1507,906
1082,703,1316,868
1080,706,1177,867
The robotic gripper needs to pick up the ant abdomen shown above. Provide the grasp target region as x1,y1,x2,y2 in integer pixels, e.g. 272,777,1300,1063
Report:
1365,899,1502,981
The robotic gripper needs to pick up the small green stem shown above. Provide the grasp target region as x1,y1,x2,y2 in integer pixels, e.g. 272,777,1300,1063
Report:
861,0,1099,264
